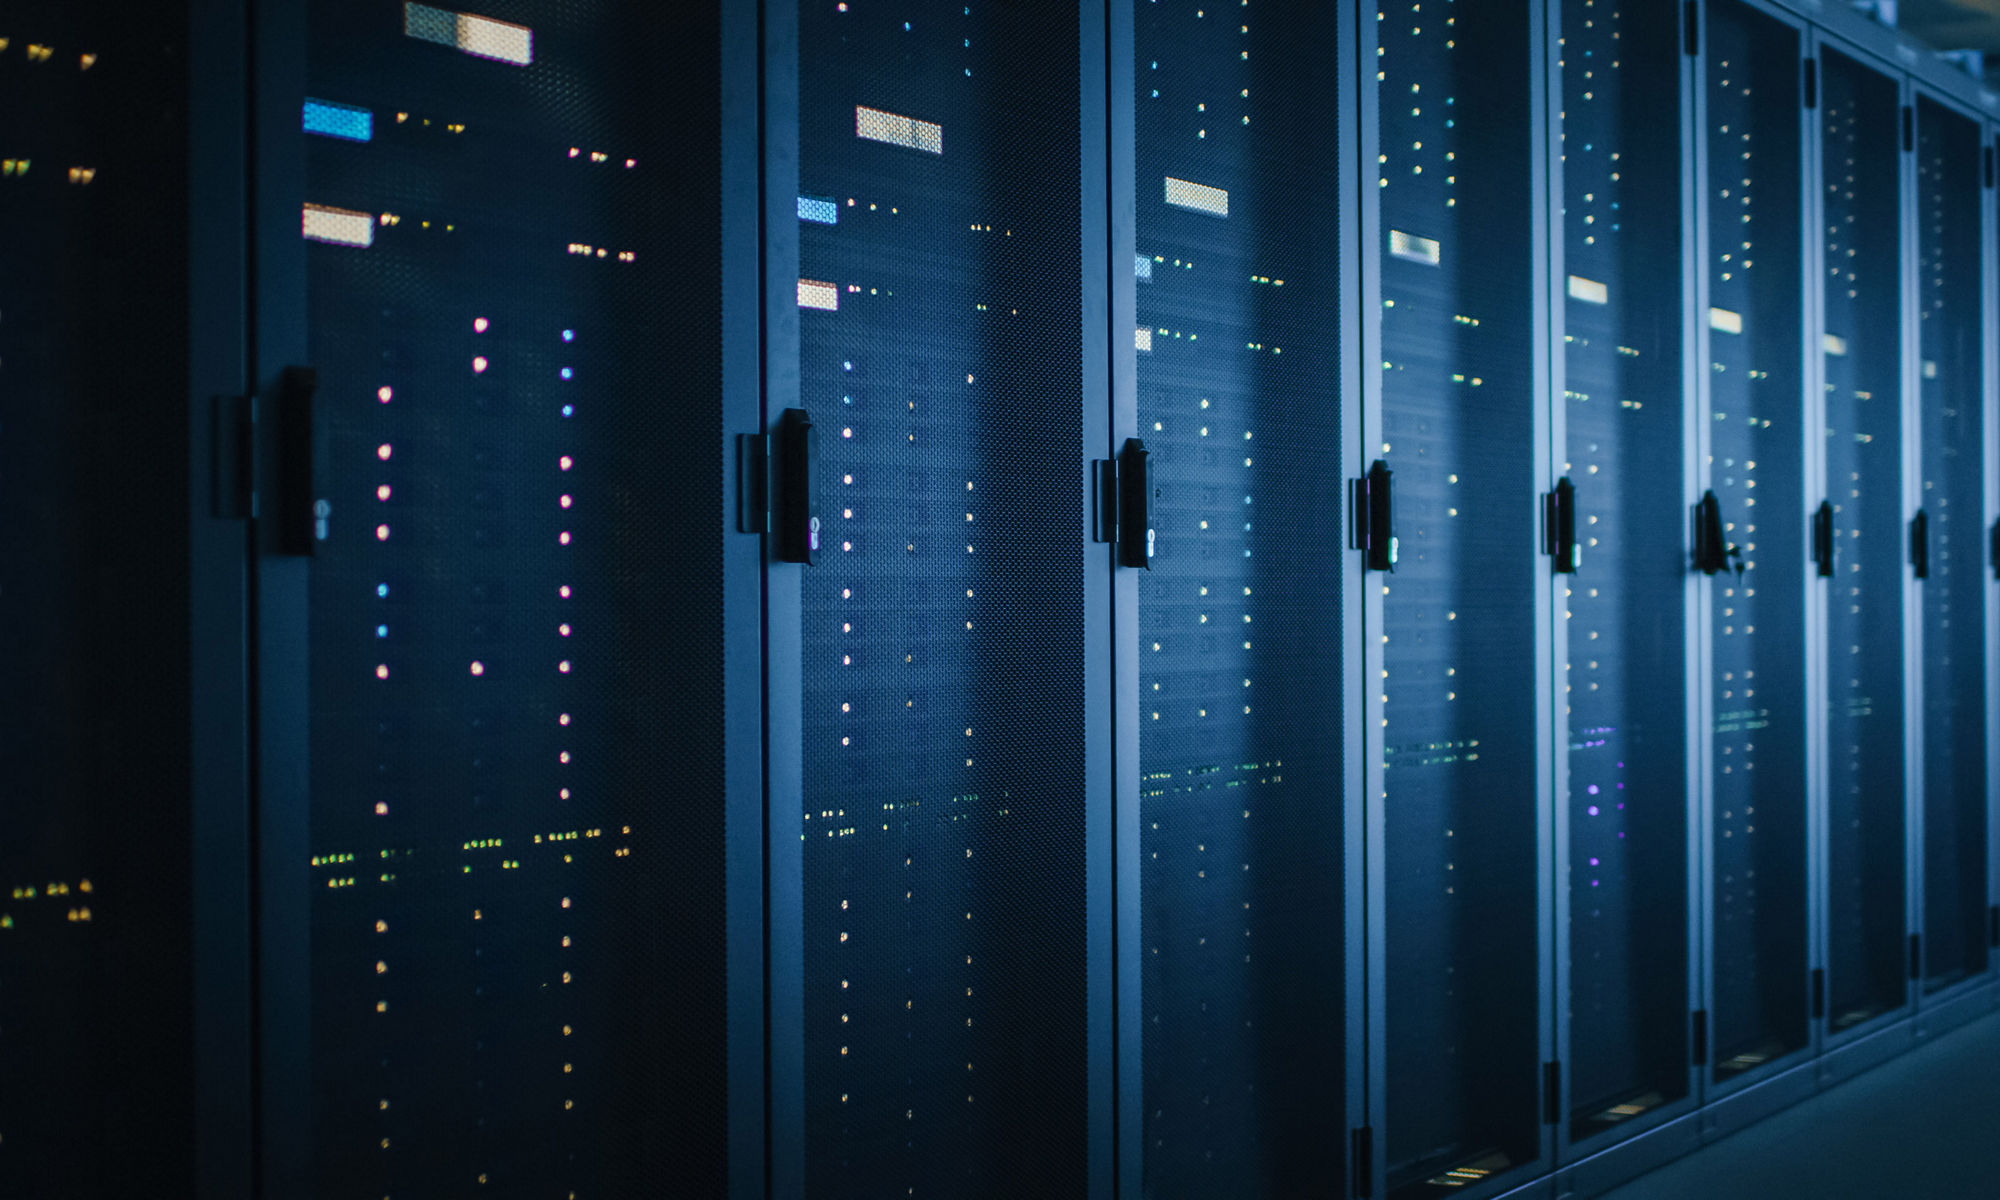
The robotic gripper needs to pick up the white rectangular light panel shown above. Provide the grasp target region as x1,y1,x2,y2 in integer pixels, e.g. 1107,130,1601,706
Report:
1388,229,1440,266
405,3,533,66
798,279,839,311
1567,275,1607,304
1709,307,1742,334
855,106,942,154
302,203,376,248
1164,176,1228,216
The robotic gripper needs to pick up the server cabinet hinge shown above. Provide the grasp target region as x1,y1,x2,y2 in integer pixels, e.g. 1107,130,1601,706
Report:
1812,500,1835,577
1911,509,1930,580
212,393,257,521
1091,440,1155,568
1989,519,2000,580
1543,476,1580,573
1543,1061,1562,1126
1684,0,1699,56
1811,968,1826,1020
1803,57,1817,109
1902,105,1915,152
1691,1009,1708,1066
1989,905,1998,949
1352,1126,1375,1198
1985,144,1996,189
1910,933,1923,980
1354,459,1397,572
274,365,327,556
737,433,770,535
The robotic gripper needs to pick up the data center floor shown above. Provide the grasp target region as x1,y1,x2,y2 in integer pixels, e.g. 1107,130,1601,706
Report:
1601,1009,2000,1199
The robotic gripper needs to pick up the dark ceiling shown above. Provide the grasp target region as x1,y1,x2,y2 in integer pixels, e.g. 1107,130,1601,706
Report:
1899,0,2000,56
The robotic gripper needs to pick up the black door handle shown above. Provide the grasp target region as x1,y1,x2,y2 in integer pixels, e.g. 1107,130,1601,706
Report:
773,407,819,565
1911,508,1929,580
1693,489,1729,575
1544,476,1579,574
1355,459,1396,573
1812,500,1834,577
1116,437,1153,569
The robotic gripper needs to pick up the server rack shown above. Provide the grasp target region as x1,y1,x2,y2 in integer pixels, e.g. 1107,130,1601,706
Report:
1696,0,1816,1099
1811,33,1913,1048
1121,2,1360,1197
0,1,255,1195
1552,0,1701,1164
246,3,746,1196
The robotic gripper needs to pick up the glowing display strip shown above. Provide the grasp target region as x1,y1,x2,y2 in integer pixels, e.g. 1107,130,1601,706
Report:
1388,229,1440,266
1136,327,1154,352
1922,359,1938,379
798,196,839,225
1824,334,1848,356
1164,176,1228,216
855,106,942,154
1567,275,1607,304
1709,307,1742,334
304,98,373,142
404,3,533,66
798,279,839,311
1135,254,1153,281
302,203,376,248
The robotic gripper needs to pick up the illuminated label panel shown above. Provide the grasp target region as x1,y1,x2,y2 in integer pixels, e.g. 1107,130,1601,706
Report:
797,4,1090,1195
305,98,375,142
300,2,726,1194
1560,0,1691,1141
1915,95,1989,991
1135,1,1346,1192
1704,0,1810,1082
1818,48,1908,1033
1377,3,1543,1195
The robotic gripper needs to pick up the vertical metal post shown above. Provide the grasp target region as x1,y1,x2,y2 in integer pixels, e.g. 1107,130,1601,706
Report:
1687,0,1717,1105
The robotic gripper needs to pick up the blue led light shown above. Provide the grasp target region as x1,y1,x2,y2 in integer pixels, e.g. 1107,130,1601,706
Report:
798,195,839,225
561,404,575,417
376,625,389,638
376,583,390,598
560,367,573,380
562,329,576,342
303,98,373,142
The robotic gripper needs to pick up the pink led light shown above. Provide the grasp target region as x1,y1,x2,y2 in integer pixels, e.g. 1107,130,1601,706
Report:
375,802,389,815
558,623,572,637
472,356,489,374
377,386,394,403
559,455,574,471
473,317,490,333
375,524,391,541
624,158,636,168
559,713,572,726
568,147,581,158
558,660,572,674
375,664,390,679
469,661,485,677
559,531,572,545
558,585,573,599
559,751,572,764
559,494,574,509
377,443,393,461
376,485,392,502
559,787,572,800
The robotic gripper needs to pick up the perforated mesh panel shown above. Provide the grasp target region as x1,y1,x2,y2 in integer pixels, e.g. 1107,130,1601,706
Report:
301,3,727,1193
1820,49,1907,1032
1560,0,1691,1139
1704,0,1809,1080
794,4,1089,1196
0,5,198,1193
1377,3,1542,1194
1915,95,1989,991
1133,2,1344,1194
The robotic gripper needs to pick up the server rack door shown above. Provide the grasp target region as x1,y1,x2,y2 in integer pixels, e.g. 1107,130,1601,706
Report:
286,5,731,1194
1557,0,1693,1144
1817,47,1908,1034
1702,0,1811,1084
0,4,207,1193
1130,2,1346,1194
1914,94,1990,993
791,5,1095,1196
1376,3,1545,1195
